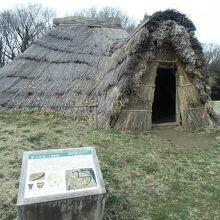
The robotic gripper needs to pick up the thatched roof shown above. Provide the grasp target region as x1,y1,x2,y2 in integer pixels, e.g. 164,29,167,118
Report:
0,17,128,109
0,9,218,126
95,9,218,126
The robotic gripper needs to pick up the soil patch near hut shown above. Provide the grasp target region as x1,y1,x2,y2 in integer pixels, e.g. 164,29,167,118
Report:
152,126,219,148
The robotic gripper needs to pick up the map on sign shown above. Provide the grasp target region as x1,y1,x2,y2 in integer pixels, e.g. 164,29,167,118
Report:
24,149,99,198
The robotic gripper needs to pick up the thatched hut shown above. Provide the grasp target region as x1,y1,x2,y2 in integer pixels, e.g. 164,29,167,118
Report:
0,9,218,131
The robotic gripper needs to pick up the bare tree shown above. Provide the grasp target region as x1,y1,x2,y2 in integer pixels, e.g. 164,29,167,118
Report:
73,6,99,18
73,6,137,33
203,43,220,65
203,43,220,99
0,38,6,68
0,3,56,67
0,11,19,61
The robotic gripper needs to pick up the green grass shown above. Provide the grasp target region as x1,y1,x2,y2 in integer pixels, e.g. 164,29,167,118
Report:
214,101,220,113
0,110,220,219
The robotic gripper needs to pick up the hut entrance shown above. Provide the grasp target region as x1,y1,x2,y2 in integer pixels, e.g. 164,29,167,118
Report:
152,67,176,124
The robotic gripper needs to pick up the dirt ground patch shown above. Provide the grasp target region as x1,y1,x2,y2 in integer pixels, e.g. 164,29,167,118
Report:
152,126,219,148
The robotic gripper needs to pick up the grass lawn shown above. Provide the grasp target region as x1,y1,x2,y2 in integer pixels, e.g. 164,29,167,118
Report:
214,101,220,113
0,110,220,220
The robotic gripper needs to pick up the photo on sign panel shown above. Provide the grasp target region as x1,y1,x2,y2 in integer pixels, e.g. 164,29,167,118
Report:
29,172,45,181
65,168,97,190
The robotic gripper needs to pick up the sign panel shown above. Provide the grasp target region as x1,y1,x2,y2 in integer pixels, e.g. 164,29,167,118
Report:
24,148,99,198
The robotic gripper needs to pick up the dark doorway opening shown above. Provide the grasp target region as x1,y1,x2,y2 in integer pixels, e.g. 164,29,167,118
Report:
152,67,176,124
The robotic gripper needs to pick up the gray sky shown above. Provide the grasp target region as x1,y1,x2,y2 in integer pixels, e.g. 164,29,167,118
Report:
1,0,220,44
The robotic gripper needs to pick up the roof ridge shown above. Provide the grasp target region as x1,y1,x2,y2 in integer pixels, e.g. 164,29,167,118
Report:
53,16,122,28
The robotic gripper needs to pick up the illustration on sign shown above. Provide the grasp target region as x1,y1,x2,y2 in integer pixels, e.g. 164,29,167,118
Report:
66,168,97,190
24,149,99,198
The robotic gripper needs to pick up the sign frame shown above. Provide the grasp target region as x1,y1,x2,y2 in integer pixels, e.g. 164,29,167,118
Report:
17,147,106,206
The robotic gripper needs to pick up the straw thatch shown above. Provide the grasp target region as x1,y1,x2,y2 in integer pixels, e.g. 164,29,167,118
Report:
0,9,218,130
0,17,128,111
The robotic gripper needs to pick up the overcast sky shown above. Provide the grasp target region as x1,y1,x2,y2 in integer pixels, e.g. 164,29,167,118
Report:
1,0,220,44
